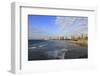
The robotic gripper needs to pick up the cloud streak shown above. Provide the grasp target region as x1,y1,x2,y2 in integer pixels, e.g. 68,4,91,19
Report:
55,16,88,36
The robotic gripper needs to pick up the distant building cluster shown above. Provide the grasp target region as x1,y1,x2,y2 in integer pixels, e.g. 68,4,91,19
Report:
49,36,68,40
48,34,88,40
71,34,88,41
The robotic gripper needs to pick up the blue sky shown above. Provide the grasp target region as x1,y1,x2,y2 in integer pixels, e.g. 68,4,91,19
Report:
28,15,88,39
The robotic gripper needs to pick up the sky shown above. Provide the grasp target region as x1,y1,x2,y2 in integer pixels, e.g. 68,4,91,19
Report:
28,15,88,40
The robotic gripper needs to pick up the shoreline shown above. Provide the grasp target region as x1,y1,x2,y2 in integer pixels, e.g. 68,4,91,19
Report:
69,40,88,47
28,39,88,47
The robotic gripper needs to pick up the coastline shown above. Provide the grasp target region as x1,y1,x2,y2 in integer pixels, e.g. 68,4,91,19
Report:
69,40,88,47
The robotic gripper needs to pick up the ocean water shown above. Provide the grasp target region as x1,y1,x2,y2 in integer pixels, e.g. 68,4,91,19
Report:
28,40,88,61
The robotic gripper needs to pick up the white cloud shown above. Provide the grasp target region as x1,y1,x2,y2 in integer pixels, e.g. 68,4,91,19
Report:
55,16,88,36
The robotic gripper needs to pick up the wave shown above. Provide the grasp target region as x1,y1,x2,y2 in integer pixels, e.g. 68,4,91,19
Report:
45,48,68,59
